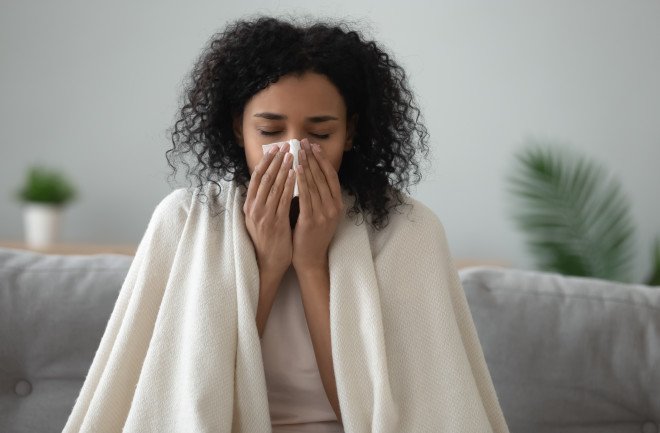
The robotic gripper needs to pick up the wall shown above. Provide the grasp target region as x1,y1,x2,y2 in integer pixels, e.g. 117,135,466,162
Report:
1,0,658,281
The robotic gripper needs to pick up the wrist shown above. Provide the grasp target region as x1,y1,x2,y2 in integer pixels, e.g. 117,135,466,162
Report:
259,264,287,287
293,259,329,281
257,255,290,276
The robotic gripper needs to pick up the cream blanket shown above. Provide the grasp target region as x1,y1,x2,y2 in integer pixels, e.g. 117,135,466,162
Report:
63,179,509,433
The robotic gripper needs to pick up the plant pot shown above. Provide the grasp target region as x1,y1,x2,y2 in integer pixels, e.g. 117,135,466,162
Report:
23,202,63,249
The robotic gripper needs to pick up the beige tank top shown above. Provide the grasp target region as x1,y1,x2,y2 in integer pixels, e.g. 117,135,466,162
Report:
259,265,344,433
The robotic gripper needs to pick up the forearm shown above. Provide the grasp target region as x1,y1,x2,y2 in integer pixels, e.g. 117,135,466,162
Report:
256,269,285,339
296,264,343,426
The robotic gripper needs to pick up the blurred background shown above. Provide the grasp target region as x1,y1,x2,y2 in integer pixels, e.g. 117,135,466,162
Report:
1,0,658,279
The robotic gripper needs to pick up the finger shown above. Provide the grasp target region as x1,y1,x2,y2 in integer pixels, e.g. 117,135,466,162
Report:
276,167,296,220
305,139,335,204
247,144,279,206
296,164,312,218
266,150,293,210
299,142,322,215
310,140,342,204
255,142,290,207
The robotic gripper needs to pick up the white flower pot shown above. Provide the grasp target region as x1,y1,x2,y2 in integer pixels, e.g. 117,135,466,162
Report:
23,202,62,249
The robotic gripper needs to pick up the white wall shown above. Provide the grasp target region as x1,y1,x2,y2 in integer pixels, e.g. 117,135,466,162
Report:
1,0,658,282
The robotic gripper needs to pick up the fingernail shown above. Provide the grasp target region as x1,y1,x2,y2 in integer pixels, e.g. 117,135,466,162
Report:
268,146,278,154
300,149,306,160
302,138,310,149
312,143,321,152
284,152,292,163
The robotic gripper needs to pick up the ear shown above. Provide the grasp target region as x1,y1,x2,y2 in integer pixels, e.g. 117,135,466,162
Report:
232,112,244,148
344,114,359,151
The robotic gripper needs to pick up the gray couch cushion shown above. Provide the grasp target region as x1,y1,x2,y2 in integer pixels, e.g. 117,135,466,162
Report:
460,266,660,433
0,247,133,433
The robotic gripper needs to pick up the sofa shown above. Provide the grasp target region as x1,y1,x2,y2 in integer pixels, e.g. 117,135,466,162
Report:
0,246,658,433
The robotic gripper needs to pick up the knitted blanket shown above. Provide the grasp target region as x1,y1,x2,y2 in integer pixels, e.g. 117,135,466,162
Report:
62,180,510,432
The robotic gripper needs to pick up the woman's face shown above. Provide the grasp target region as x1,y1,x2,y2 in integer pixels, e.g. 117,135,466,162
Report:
233,72,357,175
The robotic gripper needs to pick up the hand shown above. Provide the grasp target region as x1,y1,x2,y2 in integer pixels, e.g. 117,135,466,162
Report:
243,141,296,277
292,138,344,273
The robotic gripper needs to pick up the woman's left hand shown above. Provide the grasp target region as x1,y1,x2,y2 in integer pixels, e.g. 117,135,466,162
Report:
292,138,344,273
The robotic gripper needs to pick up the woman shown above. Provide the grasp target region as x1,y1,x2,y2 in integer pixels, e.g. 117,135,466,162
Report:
63,16,509,433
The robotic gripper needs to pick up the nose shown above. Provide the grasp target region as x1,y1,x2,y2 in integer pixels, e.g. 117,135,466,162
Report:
286,131,307,144
283,125,314,146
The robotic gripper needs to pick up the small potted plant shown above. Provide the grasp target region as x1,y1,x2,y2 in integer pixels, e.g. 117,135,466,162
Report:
15,165,77,249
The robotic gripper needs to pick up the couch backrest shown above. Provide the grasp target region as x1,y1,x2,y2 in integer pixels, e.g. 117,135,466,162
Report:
460,266,660,433
0,247,133,433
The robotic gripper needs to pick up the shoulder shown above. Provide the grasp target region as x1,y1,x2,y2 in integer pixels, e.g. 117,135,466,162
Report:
153,179,234,213
147,187,198,232
150,180,236,226
369,191,448,257
153,187,195,217
395,193,442,229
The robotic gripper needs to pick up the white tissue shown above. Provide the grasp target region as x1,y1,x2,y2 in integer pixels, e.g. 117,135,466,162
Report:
261,138,302,197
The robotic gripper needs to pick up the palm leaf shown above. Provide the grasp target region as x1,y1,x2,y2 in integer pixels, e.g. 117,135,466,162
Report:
506,140,635,283
647,237,660,286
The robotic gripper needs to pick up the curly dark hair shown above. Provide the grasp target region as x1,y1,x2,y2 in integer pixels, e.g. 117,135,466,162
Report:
166,15,430,230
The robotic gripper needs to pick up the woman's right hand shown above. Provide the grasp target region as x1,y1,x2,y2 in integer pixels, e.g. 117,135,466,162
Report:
243,141,296,278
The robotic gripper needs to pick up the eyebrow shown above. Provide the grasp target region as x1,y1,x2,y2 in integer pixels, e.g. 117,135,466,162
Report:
253,112,339,123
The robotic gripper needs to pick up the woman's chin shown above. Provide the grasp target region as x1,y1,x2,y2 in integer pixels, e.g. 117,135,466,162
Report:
289,196,300,230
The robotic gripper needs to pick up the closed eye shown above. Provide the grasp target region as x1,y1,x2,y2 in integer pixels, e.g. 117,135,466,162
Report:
258,130,330,139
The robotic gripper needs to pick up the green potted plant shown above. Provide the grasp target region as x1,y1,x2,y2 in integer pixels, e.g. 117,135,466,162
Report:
506,139,659,286
15,165,77,248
